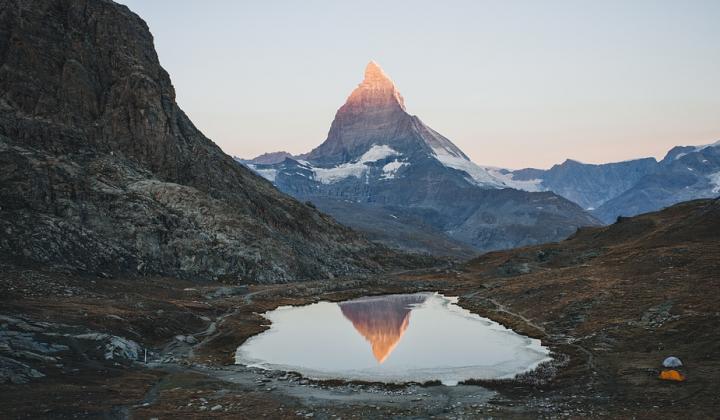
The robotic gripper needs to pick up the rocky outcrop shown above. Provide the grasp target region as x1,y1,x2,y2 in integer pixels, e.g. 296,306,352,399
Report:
0,0,410,282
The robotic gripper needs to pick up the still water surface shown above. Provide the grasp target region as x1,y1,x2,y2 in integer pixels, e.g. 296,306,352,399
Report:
235,293,550,385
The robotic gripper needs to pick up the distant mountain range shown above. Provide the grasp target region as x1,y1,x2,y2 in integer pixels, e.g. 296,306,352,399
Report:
239,62,599,256
501,141,720,223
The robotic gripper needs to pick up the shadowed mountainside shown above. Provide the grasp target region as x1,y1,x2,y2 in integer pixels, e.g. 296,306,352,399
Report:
0,0,423,283
507,142,720,222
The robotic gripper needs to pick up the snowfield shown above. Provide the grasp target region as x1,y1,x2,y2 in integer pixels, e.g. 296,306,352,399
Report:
313,145,401,184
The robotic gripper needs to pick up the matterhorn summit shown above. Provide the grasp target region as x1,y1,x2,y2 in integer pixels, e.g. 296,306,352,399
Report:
346,60,406,111
305,61,491,181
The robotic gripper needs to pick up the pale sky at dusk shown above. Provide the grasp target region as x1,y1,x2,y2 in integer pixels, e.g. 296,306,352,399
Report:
119,0,720,169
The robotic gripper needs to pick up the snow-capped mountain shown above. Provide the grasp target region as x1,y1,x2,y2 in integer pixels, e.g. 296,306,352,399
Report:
247,61,510,189
499,141,720,223
239,61,599,256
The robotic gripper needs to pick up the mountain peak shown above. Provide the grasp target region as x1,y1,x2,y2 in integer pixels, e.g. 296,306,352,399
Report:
304,60,492,182
363,60,392,85
344,60,405,110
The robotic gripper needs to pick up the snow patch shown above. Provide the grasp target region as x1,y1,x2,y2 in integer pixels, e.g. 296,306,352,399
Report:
247,164,278,182
708,171,720,194
419,119,543,191
484,167,544,192
359,144,399,162
430,146,506,187
313,163,367,184
381,160,408,180
313,145,401,184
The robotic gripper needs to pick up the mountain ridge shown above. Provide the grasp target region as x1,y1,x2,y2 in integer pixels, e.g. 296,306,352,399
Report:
504,141,720,222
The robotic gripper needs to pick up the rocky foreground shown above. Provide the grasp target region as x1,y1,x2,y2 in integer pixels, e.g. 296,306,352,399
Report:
1,199,718,418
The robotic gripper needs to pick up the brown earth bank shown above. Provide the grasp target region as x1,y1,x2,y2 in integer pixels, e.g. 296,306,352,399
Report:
1,199,719,419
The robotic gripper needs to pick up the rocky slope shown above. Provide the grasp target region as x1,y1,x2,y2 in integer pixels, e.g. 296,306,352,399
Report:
415,197,720,417
0,0,415,283
504,142,720,222
244,62,599,255
593,142,720,222
508,157,659,210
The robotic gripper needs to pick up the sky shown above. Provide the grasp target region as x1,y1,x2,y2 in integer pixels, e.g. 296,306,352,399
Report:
118,0,720,169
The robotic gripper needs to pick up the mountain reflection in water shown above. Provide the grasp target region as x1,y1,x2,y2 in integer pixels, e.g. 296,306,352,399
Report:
235,292,551,385
338,294,428,363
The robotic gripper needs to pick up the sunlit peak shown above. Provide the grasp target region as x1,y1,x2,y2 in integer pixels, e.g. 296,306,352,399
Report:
343,60,405,110
362,60,393,86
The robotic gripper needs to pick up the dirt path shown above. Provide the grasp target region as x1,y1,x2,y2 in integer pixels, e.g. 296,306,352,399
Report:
488,297,548,334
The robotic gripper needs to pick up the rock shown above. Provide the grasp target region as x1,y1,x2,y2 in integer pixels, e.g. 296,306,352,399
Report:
74,333,141,361
640,301,678,328
0,355,45,384
662,356,683,368
210,405,222,411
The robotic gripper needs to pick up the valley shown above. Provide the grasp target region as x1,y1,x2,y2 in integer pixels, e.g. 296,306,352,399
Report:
2,199,718,418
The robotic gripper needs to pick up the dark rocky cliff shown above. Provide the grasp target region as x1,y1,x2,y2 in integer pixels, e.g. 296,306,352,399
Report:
0,0,403,282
